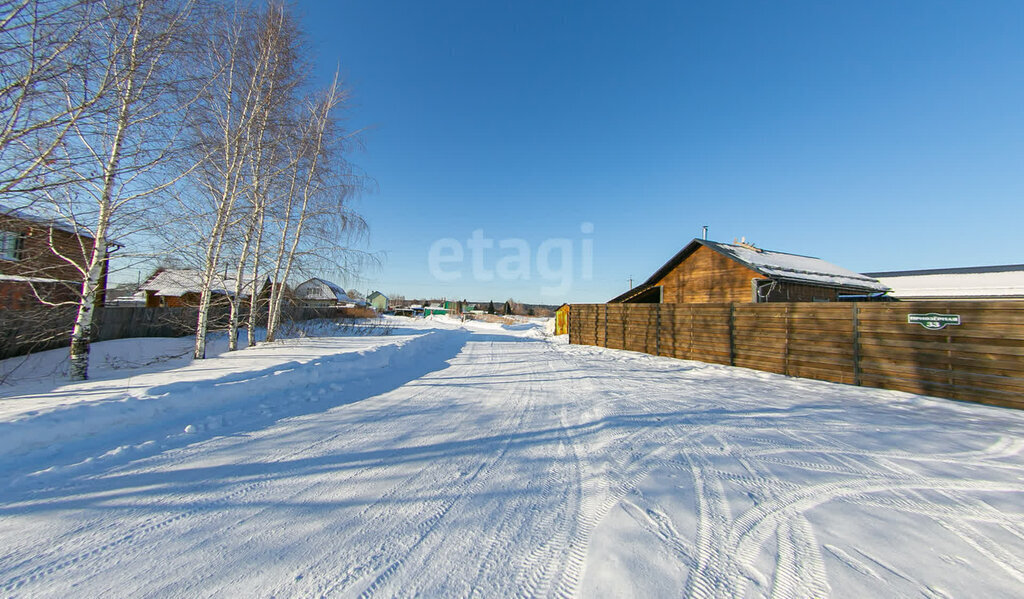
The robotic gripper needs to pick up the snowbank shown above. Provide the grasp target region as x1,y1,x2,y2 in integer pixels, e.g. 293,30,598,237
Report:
0,328,466,480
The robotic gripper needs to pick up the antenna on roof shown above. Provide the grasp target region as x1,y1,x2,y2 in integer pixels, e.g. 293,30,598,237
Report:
702,225,708,240
736,237,763,253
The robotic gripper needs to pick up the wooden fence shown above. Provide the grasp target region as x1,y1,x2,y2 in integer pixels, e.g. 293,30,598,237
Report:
568,302,1024,410
0,305,354,360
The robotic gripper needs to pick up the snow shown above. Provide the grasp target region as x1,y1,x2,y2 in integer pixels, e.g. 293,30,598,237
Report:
875,270,1024,299
0,274,68,284
140,268,265,298
1,316,1022,597
293,277,353,303
707,240,889,292
0,203,91,238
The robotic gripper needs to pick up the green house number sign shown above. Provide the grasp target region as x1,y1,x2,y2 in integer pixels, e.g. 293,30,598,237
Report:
907,313,962,330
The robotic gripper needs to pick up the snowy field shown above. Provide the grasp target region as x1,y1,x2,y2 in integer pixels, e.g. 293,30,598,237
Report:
1,316,1023,598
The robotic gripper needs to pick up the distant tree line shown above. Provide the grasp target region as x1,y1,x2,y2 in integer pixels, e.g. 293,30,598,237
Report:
0,0,367,379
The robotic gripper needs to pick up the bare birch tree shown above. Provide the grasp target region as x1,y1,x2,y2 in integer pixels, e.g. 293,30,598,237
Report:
264,75,366,342
184,1,302,359
0,0,115,200
2,0,199,380
65,0,198,380
223,3,302,351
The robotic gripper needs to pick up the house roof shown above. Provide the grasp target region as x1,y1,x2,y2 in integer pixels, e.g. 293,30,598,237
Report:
864,264,1024,299
1,204,95,238
640,239,888,294
609,283,659,303
141,269,266,298
865,264,1024,277
294,278,352,303
367,291,387,300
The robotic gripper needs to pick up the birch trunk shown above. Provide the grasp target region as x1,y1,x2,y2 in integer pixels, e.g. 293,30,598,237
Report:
246,204,265,347
193,4,285,359
227,216,257,351
68,0,143,381
266,84,339,341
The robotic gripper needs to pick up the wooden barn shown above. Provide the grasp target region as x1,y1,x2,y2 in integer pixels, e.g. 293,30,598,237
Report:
611,238,888,304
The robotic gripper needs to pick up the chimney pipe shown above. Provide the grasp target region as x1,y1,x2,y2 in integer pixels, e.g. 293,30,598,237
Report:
702,225,708,240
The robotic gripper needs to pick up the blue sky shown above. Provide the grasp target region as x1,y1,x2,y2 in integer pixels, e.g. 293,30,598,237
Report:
296,0,1024,304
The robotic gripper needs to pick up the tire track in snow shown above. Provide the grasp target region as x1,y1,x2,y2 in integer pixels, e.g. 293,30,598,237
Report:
2,333,475,596
1,398,413,594
286,338,538,598
557,341,1024,598
618,498,698,570
544,342,682,599
352,371,534,594
727,477,1024,596
262,338,511,599
547,342,741,598
768,515,830,599
681,450,743,599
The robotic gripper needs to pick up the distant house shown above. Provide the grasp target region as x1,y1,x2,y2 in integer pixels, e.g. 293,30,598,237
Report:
1,206,107,310
293,277,352,307
611,238,888,304
423,304,448,316
140,268,269,308
441,300,475,314
367,291,388,312
865,265,1024,301
105,289,146,307
345,289,368,307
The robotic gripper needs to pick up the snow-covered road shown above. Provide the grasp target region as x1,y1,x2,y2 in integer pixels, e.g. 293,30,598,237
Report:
2,319,1024,597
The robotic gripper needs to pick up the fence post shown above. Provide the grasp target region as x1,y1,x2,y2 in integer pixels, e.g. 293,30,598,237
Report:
728,303,735,366
603,304,608,348
852,303,861,386
945,302,954,399
784,304,791,376
621,305,626,349
655,305,661,356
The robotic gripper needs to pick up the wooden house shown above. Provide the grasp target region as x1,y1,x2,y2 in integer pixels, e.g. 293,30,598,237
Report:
611,238,888,304
140,268,269,308
367,291,388,312
293,278,351,307
1,207,106,310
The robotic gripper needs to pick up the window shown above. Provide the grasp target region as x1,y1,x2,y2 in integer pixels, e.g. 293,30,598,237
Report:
0,230,23,261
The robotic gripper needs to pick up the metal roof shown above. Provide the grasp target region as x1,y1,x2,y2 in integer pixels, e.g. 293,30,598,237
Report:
637,238,888,295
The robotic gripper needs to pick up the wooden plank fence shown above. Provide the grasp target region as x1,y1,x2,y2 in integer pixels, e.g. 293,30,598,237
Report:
568,301,1024,410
